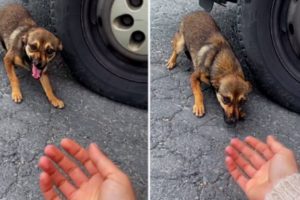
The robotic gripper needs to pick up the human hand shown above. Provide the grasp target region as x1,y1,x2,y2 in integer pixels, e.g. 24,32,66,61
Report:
38,138,136,200
225,135,299,200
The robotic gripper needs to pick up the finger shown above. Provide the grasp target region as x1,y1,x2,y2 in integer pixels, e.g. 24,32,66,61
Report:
231,138,266,169
88,143,120,178
38,156,76,198
60,138,98,176
245,136,274,160
45,145,88,187
267,135,286,153
39,172,60,200
225,156,248,192
225,146,256,178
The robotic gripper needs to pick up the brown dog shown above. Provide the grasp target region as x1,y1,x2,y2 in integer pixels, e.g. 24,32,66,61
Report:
167,11,251,124
0,4,64,108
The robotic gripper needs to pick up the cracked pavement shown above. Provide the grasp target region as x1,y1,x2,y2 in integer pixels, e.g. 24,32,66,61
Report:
0,0,147,199
150,0,300,199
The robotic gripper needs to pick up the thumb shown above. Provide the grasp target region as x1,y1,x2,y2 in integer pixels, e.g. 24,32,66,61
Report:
267,135,286,153
88,143,120,178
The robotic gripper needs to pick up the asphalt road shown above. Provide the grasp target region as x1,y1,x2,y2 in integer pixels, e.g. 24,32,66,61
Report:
151,0,300,199
0,0,147,199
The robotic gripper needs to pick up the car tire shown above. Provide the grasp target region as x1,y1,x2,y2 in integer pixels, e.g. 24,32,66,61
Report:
237,0,300,113
50,0,148,108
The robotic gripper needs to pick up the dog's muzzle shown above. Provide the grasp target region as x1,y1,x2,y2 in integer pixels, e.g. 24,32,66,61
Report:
223,113,238,126
31,60,46,80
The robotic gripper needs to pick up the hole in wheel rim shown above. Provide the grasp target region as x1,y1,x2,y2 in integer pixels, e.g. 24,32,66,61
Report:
127,0,143,8
129,31,145,51
113,14,134,29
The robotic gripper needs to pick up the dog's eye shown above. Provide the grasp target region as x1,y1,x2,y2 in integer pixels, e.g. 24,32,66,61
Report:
29,44,37,51
239,99,246,106
46,49,55,55
223,96,231,105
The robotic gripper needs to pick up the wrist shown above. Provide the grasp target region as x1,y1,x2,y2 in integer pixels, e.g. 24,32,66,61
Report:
266,173,300,200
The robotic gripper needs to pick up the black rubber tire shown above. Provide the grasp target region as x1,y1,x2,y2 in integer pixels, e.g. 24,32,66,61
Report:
237,0,300,113
50,0,148,109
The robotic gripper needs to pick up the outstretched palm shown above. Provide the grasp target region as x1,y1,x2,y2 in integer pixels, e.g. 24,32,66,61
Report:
225,135,298,200
39,139,135,200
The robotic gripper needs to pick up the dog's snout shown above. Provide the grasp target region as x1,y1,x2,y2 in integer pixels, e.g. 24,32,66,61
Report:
32,60,42,69
36,63,42,69
234,107,240,120
224,114,237,126
227,118,237,124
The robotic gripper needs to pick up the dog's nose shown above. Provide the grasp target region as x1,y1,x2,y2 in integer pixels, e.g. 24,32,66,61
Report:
224,115,237,126
36,63,42,69
228,118,237,124
33,60,42,69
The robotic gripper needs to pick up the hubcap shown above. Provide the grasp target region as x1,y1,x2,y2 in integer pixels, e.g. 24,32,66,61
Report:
270,0,300,82
81,0,147,83
110,0,148,56
287,0,300,57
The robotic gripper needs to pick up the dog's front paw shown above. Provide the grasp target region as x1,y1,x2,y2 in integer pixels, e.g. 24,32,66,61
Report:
50,98,64,109
166,59,176,70
193,103,205,117
12,91,23,103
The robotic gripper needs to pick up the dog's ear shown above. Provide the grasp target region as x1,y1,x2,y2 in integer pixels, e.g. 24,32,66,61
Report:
246,81,252,93
21,34,28,45
55,35,63,51
211,79,220,91
58,40,63,51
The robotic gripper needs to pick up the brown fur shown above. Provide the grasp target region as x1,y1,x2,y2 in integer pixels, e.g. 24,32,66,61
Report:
167,11,251,124
0,4,64,108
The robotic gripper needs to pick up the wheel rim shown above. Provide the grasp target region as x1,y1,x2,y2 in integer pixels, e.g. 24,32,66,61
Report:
81,0,147,83
109,0,148,57
96,0,148,62
287,0,300,57
271,0,300,83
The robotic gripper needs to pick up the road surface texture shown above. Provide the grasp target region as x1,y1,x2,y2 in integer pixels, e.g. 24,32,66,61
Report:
0,0,147,199
151,0,300,199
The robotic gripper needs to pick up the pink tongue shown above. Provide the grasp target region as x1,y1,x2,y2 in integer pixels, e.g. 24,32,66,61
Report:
32,64,41,80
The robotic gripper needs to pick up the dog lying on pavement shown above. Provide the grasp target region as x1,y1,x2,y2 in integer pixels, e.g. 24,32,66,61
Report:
167,11,252,124
0,4,64,108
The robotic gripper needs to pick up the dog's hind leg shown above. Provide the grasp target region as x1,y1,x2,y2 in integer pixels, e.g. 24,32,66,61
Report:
3,53,22,103
190,70,205,117
166,31,185,70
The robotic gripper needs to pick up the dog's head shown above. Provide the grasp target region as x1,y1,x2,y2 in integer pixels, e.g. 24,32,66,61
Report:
22,28,63,80
214,74,252,125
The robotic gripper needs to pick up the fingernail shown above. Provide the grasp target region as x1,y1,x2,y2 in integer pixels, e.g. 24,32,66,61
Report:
245,136,251,141
230,138,237,144
225,156,231,163
38,156,50,170
268,135,276,140
44,145,53,154
90,143,98,149
225,146,230,153
61,138,69,143
38,156,44,166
